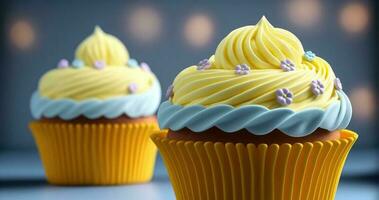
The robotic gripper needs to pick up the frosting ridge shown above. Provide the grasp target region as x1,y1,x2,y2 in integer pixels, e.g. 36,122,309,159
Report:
32,78,161,120
171,57,338,110
39,67,156,100
159,91,351,136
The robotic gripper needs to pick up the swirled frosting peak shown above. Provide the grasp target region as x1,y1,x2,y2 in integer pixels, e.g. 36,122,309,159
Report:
214,16,304,70
158,16,352,136
76,26,129,66
31,27,161,120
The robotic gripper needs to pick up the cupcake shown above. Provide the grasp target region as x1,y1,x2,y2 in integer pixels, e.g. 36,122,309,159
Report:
30,27,161,185
152,17,357,200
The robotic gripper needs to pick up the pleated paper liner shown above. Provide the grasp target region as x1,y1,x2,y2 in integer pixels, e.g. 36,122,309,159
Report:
29,121,160,185
151,129,358,200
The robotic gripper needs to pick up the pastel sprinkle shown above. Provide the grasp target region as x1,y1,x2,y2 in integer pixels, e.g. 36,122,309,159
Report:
94,60,106,70
128,59,139,68
334,78,343,91
235,64,251,75
72,59,84,69
304,51,316,61
57,59,69,68
140,62,151,72
280,59,295,72
311,80,325,96
197,59,211,70
128,83,138,93
276,88,293,106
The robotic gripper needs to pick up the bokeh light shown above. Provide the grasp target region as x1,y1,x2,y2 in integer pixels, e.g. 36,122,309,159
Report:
286,0,322,28
127,6,162,43
350,86,376,121
184,14,214,48
339,2,370,34
9,20,35,50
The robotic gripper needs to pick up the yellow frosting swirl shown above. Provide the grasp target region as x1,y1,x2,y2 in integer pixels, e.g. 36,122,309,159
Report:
171,17,339,111
39,67,155,100
76,26,129,66
214,16,304,70
39,26,156,100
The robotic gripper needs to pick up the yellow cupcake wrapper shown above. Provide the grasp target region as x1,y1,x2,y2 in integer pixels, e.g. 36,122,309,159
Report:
151,130,358,200
30,121,160,185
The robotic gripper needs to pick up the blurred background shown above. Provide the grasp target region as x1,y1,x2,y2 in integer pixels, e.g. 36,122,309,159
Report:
0,0,378,199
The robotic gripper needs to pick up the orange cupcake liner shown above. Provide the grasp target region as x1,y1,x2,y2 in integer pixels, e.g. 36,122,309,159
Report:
30,121,160,185
151,129,358,200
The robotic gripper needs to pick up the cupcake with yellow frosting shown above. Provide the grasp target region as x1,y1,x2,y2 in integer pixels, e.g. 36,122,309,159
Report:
30,27,161,185
152,17,357,200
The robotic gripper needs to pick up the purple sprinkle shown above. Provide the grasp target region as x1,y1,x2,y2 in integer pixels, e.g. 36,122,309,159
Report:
94,60,106,70
140,62,151,72
276,89,284,96
286,91,293,98
311,80,325,96
280,59,295,72
334,78,343,91
276,88,293,106
197,59,211,70
277,96,286,105
235,64,251,75
128,83,138,93
166,84,174,98
57,59,69,68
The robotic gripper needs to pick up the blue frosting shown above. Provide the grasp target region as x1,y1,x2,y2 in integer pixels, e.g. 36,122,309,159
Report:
31,79,161,120
158,91,352,137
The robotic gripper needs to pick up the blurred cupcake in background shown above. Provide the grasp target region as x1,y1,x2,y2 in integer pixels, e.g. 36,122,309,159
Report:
30,27,161,185
152,17,357,200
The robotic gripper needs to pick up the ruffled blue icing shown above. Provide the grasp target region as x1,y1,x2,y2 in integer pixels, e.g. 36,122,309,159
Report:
158,91,352,137
31,79,161,120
